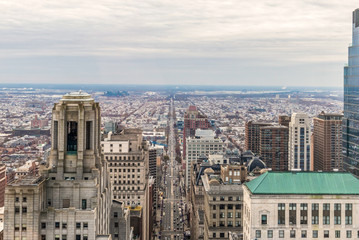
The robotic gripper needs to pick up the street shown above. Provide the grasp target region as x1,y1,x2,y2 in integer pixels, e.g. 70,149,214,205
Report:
158,98,186,240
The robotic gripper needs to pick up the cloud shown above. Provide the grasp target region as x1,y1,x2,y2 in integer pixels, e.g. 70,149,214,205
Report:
0,0,357,86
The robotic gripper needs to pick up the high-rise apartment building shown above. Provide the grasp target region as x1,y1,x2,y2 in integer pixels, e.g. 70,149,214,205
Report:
278,115,291,127
288,113,311,171
245,121,272,155
343,8,359,176
260,125,289,171
4,91,112,240
313,112,343,171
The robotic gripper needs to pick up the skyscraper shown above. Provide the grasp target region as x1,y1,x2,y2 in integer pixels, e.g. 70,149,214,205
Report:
4,91,112,240
260,125,289,171
343,8,359,176
288,113,311,171
313,112,343,171
245,121,272,155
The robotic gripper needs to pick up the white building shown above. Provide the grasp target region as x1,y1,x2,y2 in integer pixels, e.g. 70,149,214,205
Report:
243,171,359,240
185,130,224,189
288,113,311,171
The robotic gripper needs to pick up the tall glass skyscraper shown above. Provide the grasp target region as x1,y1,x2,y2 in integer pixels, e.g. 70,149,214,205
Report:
343,9,359,176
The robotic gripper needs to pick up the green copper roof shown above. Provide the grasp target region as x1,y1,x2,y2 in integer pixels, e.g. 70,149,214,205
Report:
245,171,359,195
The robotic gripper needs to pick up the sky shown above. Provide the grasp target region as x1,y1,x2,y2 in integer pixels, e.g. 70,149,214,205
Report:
0,1,357,87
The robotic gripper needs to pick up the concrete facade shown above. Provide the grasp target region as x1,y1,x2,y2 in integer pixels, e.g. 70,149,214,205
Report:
4,91,112,240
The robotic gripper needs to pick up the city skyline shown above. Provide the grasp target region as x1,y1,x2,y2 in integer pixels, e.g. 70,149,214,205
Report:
0,1,358,86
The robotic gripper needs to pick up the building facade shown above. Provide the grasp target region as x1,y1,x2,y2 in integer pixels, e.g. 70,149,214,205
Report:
245,121,272,155
185,130,224,189
313,112,343,171
288,113,311,171
202,173,243,240
243,171,359,240
101,129,149,240
4,91,112,240
260,125,289,171
183,106,210,166
343,8,359,177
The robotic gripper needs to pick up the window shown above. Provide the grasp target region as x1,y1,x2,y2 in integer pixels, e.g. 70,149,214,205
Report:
54,121,58,149
334,203,341,210
62,199,70,208
300,203,308,224
323,216,330,225
267,230,273,238
15,197,19,202
212,205,216,210
86,121,92,150
278,203,285,225
62,235,67,240
347,230,352,238
212,213,216,219
334,216,341,225
55,222,60,229
41,222,46,229
83,235,88,240
83,222,88,229
290,230,296,238
289,203,296,224
335,230,341,238
279,230,284,238
227,212,233,218
324,230,329,238
82,199,87,210
255,230,261,238
220,196,225,201
23,197,27,202
22,207,27,213
15,207,20,213
76,235,81,240
301,230,307,238
212,233,216,238
76,222,81,229
41,235,46,240
261,215,267,225
220,233,225,238
62,223,67,229
323,203,330,210
346,216,352,225
313,230,318,238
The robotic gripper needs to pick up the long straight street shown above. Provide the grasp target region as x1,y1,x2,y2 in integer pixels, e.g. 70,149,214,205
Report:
159,98,186,240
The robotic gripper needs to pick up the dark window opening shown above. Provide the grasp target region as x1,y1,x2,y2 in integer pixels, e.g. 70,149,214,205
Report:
67,121,78,153
86,121,92,150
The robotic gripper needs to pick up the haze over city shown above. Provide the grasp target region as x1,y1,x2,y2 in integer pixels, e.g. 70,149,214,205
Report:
1,0,357,86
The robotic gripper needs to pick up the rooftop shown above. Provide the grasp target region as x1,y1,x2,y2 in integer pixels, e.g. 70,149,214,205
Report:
245,171,359,195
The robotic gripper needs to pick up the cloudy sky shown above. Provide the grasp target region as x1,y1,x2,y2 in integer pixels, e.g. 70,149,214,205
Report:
0,1,357,86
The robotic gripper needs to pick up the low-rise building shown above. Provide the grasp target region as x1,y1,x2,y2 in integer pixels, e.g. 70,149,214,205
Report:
243,171,359,240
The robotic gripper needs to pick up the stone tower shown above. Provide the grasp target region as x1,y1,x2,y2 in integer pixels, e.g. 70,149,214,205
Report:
4,91,112,240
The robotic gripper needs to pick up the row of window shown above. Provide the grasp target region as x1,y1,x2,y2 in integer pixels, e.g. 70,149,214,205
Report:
41,222,88,230
255,229,356,238
109,162,140,166
106,156,140,161
213,220,241,227
113,186,141,190
41,234,88,240
213,196,241,201
213,212,241,218
110,168,140,172
212,204,242,210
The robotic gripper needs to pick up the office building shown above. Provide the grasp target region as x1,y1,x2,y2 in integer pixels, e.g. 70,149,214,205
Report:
288,113,311,171
101,129,149,239
183,106,210,165
4,91,112,240
278,115,291,127
185,130,224,189
260,125,289,171
243,171,359,240
202,172,243,240
245,121,272,155
313,112,343,171
343,8,359,176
